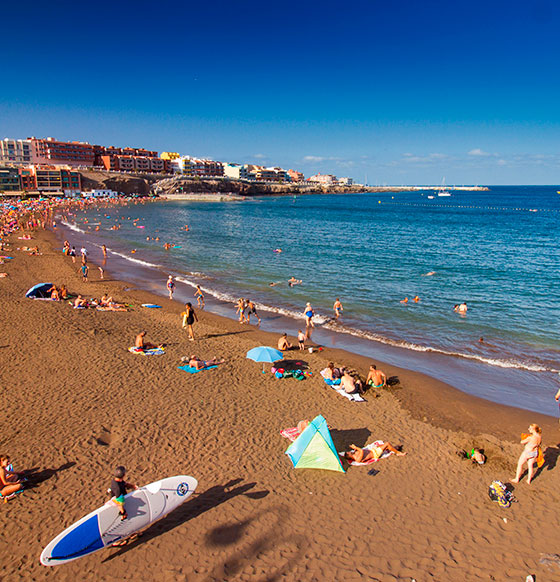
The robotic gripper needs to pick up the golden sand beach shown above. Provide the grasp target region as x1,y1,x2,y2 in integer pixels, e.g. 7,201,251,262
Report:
0,226,559,581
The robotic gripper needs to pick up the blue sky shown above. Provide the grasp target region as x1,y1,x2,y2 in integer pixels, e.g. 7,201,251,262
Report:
1,0,559,184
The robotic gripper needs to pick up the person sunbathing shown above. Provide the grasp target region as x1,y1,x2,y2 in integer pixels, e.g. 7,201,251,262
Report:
344,442,406,463
48,285,60,301
73,295,88,308
341,371,363,394
278,333,293,351
135,331,162,350
366,365,387,388
0,455,24,498
187,355,225,370
59,284,68,300
321,362,343,381
100,293,114,306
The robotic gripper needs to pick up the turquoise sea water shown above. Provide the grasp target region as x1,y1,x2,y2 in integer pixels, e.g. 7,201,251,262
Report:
57,186,560,415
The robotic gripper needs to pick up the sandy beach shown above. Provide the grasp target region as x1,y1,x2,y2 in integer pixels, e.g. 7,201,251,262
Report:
1,225,559,582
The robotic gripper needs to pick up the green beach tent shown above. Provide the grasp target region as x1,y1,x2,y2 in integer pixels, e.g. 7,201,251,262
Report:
285,415,345,473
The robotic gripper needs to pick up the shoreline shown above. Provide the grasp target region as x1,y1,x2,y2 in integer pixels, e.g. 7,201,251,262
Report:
54,210,558,417
1,224,559,581
49,224,556,434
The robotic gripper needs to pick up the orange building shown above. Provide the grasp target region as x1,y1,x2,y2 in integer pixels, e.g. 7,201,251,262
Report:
30,138,95,167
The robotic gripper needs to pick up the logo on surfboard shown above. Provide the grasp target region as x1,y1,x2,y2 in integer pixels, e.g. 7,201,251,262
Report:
176,482,190,496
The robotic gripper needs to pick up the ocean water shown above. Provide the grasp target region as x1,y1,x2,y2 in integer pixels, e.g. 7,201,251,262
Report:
56,186,560,415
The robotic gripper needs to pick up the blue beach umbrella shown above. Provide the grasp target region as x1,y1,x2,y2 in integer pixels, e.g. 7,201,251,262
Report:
246,346,283,373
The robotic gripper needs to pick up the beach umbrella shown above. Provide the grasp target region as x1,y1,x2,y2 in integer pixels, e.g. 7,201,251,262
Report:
246,346,283,373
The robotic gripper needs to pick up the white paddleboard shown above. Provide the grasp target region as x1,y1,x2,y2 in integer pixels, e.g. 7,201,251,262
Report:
40,475,197,566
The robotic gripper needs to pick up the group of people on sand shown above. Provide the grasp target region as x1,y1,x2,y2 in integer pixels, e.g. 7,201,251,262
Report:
47,283,68,301
72,292,128,311
236,298,261,325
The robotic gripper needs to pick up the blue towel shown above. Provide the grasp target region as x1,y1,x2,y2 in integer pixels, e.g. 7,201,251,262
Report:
324,378,341,386
178,365,218,374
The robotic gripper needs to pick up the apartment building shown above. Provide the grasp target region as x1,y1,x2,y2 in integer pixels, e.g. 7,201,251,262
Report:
0,167,21,191
100,155,167,173
287,169,305,183
0,139,33,165
178,157,224,177
223,163,251,180
30,137,95,167
245,165,289,182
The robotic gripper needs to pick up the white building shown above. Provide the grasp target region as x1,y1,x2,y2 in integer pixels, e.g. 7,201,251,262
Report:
0,139,33,165
308,173,336,185
223,163,252,180
337,177,353,186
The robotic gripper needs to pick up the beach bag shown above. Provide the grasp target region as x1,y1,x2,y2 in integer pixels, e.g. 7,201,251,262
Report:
488,480,514,508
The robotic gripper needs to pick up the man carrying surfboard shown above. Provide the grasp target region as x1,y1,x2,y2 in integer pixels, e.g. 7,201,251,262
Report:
110,466,137,520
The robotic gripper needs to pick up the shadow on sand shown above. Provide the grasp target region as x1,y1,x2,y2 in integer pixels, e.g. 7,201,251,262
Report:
23,461,77,489
102,478,269,562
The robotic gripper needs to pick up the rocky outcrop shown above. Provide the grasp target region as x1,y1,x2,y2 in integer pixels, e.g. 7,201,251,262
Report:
79,170,161,196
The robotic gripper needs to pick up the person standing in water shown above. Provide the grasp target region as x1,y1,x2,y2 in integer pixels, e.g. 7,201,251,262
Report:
303,302,315,339
333,298,343,320
246,299,261,325
166,276,175,300
194,285,205,309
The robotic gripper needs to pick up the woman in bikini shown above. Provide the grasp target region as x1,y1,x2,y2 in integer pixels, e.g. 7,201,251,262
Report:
511,424,542,484
344,442,406,463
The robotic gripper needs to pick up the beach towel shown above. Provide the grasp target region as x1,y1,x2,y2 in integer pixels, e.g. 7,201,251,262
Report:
142,304,162,308
326,383,365,402
280,427,301,442
128,346,165,356
1,489,24,502
521,433,545,468
177,364,217,374
323,377,341,386
339,441,392,465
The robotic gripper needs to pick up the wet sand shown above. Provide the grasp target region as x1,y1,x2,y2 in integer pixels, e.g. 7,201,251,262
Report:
1,228,559,582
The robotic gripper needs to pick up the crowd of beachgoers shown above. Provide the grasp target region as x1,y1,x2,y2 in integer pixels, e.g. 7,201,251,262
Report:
1,194,559,580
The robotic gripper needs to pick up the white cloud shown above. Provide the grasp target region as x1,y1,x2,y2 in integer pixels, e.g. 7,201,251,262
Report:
303,155,326,162
468,148,495,157
253,153,267,159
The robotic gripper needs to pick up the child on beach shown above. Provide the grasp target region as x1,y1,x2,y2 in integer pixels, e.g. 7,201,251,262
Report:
81,263,88,282
109,466,137,520
298,330,306,351
246,299,261,325
195,285,205,308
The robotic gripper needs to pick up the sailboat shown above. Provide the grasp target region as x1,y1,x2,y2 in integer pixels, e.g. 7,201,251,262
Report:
437,177,451,197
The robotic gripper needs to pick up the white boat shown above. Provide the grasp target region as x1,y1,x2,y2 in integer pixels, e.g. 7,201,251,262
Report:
427,195,435,199
437,177,451,197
